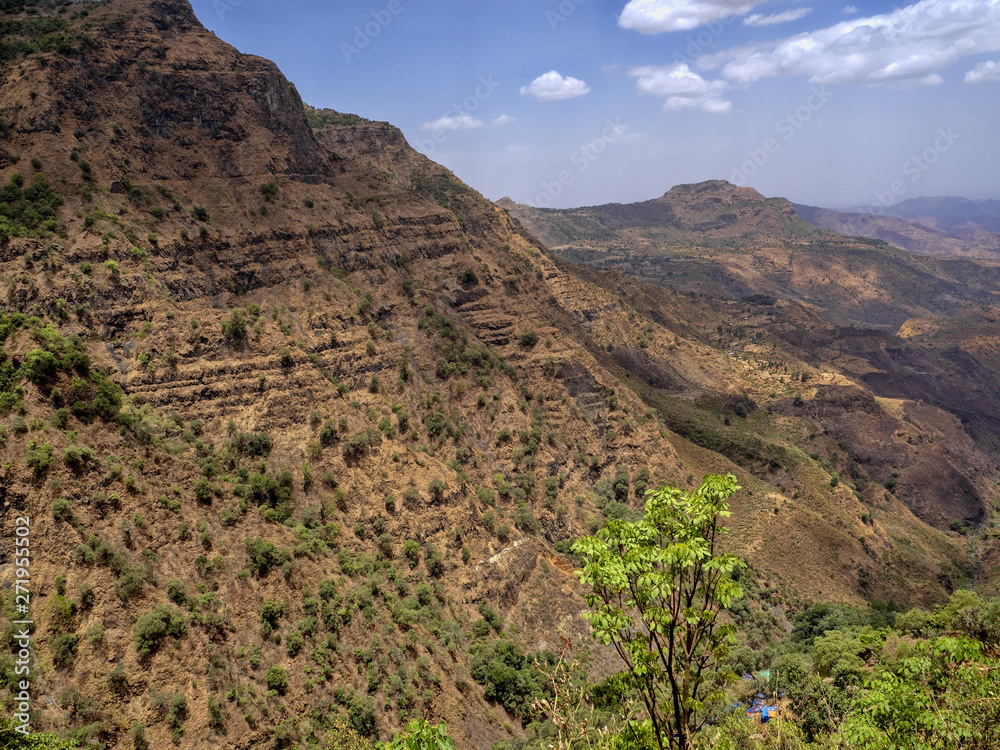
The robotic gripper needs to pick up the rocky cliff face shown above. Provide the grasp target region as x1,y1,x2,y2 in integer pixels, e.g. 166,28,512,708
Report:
0,1,995,749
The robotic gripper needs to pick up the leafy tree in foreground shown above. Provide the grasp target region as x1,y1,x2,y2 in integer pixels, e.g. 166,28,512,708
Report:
379,719,457,750
0,719,78,749
573,473,745,750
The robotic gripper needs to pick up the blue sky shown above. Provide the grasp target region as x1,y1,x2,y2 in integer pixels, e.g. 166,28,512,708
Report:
189,0,1000,209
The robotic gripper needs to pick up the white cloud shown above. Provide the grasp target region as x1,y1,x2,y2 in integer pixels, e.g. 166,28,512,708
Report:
422,114,484,131
631,63,732,113
965,59,1000,82
704,0,1000,88
619,0,762,33
490,115,518,126
843,5,858,13
743,7,811,26
519,71,591,101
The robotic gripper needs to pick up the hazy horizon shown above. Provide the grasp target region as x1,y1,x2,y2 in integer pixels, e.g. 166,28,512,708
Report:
190,0,1000,211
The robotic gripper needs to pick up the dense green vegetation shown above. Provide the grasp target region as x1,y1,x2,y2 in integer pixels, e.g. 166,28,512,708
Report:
0,172,64,240
0,718,78,749
410,169,482,217
483,476,1000,750
0,2,100,64
0,315,124,423
305,107,368,131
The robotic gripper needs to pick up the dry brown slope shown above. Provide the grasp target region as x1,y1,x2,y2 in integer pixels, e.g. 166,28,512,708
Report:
0,1,704,747
0,1,993,749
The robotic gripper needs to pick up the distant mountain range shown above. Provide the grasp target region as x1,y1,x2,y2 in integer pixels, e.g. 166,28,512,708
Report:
502,180,1000,539
858,197,1000,227
793,196,1000,257
500,182,1000,330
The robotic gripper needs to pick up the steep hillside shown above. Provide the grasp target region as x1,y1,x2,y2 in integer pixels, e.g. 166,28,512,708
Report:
0,2,995,750
506,186,1000,587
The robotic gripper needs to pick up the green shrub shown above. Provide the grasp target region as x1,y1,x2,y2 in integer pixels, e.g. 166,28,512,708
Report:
51,497,72,522
167,580,187,606
478,602,502,633
49,633,78,668
85,622,105,646
425,547,444,577
107,663,128,693
482,511,496,531
116,568,146,600
428,479,448,501
469,639,546,719
403,540,419,568
265,666,288,694
193,477,213,504
47,594,76,632
222,310,247,342
377,532,394,558
62,443,96,471
514,503,538,532
342,429,382,461
78,584,95,610
130,723,148,750
207,693,225,730
346,693,376,736
133,605,186,656
319,420,340,447
231,431,273,457
25,442,54,476
244,537,292,576
243,473,295,522
260,599,285,630
50,407,71,429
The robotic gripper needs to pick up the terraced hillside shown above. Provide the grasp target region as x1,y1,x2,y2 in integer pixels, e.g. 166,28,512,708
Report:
0,1,996,749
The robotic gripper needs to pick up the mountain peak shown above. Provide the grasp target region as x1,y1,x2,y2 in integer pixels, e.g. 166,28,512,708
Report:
660,179,770,203
124,0,203,34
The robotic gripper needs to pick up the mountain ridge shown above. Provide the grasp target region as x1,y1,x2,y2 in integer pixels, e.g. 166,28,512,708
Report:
0,2,996,748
